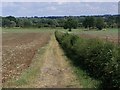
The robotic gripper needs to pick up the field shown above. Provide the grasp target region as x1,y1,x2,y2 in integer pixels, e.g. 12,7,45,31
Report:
76,28,118,44
58,28,118,44
2,28,51,84
2,28,119,88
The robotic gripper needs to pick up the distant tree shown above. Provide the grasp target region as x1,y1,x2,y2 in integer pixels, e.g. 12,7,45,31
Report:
115,16,120,28
16,19,24,27
105,16,115,28
77,17,84,27
52,19,59,27
1,15,118,29
47,19,55,27
96,17,105,30
57,19,65,27
6,16,16,22
10,21,16,27
23,19,33,27
63,17,78,31
0,17,2,27
83,16,95,29
2,18,11,27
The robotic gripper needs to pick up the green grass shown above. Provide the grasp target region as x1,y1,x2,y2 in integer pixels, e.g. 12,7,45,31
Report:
61,28,118,37
73,66,101,88
2,27,118,38
2,27,55,33
77,28,118,37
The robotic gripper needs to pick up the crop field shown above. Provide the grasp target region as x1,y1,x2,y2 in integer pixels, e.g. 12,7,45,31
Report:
74,28,118,44
2,28,51,84
57,28,118,44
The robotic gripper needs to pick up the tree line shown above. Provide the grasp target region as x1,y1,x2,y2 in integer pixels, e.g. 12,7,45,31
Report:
1,15,119,30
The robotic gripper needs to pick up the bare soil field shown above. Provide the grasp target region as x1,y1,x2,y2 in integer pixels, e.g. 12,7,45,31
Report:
2,33,51,83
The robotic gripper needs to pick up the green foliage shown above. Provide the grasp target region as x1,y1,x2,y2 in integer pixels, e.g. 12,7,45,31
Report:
10,21,16,27
2,18,11,27
63,17,78,31
0,17,2,27
83,16,95,29
55,31,120,88
6,16,16,22
23,19,33,27
1,15,119,29
96,17,105,30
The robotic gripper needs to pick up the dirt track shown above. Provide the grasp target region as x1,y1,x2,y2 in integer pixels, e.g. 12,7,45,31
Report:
30,35,81,88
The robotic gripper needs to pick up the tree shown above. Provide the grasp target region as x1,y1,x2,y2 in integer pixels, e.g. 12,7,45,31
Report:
83,16,95,29
2,16,17,27
10,21,16,27
63,17,78,31
16,19,24,27
0,17,2,27
96,17,105,30
2,18,11,27
23,19,33,27
6,16,16,22
115,15,120,28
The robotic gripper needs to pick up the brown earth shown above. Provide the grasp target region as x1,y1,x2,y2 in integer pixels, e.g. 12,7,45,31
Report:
2,33,51,83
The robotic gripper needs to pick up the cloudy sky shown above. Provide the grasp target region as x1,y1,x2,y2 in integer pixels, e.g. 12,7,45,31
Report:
1,2,118,17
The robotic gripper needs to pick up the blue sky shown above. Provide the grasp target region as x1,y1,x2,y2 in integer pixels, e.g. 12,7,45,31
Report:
2,2,118,17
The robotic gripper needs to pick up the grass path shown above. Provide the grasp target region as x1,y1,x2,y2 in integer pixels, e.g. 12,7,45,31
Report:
3,33,81,88
29,34,82,88
12,35,82,88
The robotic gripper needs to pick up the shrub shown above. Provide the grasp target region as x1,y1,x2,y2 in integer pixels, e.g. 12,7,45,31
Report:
55,31,120,88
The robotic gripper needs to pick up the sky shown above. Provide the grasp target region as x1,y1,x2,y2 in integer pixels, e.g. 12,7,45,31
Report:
1,2,119,17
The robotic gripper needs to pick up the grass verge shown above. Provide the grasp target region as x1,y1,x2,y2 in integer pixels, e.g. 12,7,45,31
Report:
72,66,101,88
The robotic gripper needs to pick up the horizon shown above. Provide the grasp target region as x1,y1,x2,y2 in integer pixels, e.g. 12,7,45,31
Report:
1,14,119,18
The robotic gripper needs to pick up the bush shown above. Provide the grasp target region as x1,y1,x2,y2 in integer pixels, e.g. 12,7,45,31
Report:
55,31,120,88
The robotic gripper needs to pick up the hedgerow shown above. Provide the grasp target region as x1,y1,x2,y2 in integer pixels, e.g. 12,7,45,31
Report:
55,31,120,88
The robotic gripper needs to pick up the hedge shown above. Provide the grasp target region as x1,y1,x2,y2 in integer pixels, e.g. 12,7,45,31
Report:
55,31,120,88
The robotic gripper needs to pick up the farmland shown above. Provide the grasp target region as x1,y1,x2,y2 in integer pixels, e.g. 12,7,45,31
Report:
2,28,84,88
2,28,51,86
74,28,118,44
1,2,119,89
57,28,118,43
2,28,119,88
